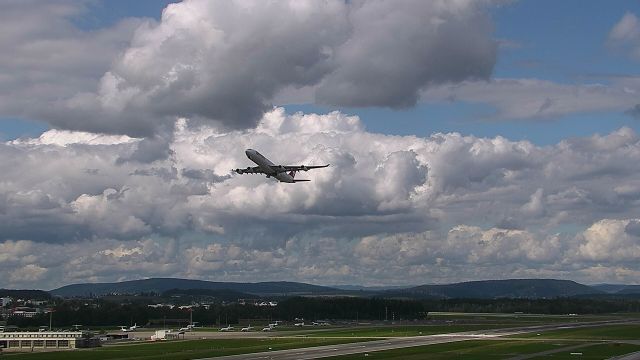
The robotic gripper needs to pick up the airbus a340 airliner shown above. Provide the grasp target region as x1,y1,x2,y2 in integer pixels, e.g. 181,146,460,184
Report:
233,149,329,183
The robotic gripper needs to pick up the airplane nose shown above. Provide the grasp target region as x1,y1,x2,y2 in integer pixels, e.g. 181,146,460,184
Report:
245,149,252,158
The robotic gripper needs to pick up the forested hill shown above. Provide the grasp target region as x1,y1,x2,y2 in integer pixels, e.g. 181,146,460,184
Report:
393,279,603,299
617,285,640,294
0,289,51,300
49,278,626,299
50,278,339,297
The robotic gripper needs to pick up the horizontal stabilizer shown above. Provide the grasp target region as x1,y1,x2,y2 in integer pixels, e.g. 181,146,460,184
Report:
293,179,311,182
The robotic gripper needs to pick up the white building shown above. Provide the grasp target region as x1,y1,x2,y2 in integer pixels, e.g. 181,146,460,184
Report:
151,329,183,341
0,331,98,351
11,307,45,318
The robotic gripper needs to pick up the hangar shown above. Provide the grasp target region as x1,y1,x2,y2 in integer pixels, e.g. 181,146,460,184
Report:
0,331,99,351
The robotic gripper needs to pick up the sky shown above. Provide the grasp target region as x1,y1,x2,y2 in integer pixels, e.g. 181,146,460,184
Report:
1,0,640,289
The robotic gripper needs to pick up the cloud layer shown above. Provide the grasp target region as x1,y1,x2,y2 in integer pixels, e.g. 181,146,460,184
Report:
2,1,640,289
421,77,640,121
0,0,497,136
2,108,640,288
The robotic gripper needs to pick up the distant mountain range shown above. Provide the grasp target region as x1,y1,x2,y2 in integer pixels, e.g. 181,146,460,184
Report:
330,284,414,291
390,279,603,299
46,278,640,299
50,278,339,297
591,284,629,293
616,285,640,294
590,284,640,295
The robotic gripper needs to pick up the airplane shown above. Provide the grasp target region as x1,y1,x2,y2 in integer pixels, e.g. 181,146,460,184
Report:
219,325,233,332
294,322,304,327
179,324,195,331
233,149,329,183
261,326,273,331
240,325,253,332
120,323,138,332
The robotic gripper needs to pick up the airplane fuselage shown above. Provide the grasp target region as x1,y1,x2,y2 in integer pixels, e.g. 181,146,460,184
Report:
245,149,296,183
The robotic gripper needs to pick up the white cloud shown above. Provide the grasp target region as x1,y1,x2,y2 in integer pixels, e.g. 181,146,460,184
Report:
314,0,496,107
10,264,47,283
521,188,544,216
2,109,640,287
421,78,640,121
11,129,136,147
609,12,640,59
0,0,144,133
0,0,498,136
576,219,640,262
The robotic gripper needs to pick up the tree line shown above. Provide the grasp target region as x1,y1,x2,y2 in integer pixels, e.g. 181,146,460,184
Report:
6,296,640,328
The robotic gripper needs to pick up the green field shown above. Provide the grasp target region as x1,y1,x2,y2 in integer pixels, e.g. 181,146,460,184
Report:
324,340,640,360
512,324,640,340
427,312,625,324
324,340,570,360
2,338,371,360
527,343,640,359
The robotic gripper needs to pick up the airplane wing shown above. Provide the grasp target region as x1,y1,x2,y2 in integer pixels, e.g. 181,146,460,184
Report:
282,164,330,172
233,164,329,179
233,166,264,174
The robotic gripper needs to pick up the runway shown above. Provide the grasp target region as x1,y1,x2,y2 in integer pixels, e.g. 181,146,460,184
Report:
196,319,640,360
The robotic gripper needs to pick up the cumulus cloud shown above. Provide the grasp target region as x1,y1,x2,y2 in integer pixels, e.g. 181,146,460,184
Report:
608,12,640,60
576,219,640,262
463,13,640,121
314,0,496,107
421,78,640,121
0,0,144,133
0,0,498,136
2,109,640,287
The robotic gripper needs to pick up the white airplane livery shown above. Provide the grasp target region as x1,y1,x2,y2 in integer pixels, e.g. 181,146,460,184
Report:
234,149,329,183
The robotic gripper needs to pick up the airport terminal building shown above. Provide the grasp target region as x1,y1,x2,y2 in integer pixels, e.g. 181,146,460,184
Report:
0,331,99,351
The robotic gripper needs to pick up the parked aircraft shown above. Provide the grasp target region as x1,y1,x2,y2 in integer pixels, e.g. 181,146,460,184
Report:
261,326,273,331
219,325,233,331
233,149,329,183
241,325,253,332
119,323,138,332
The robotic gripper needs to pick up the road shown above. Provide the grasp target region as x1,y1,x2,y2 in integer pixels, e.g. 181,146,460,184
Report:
196,319,640,360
